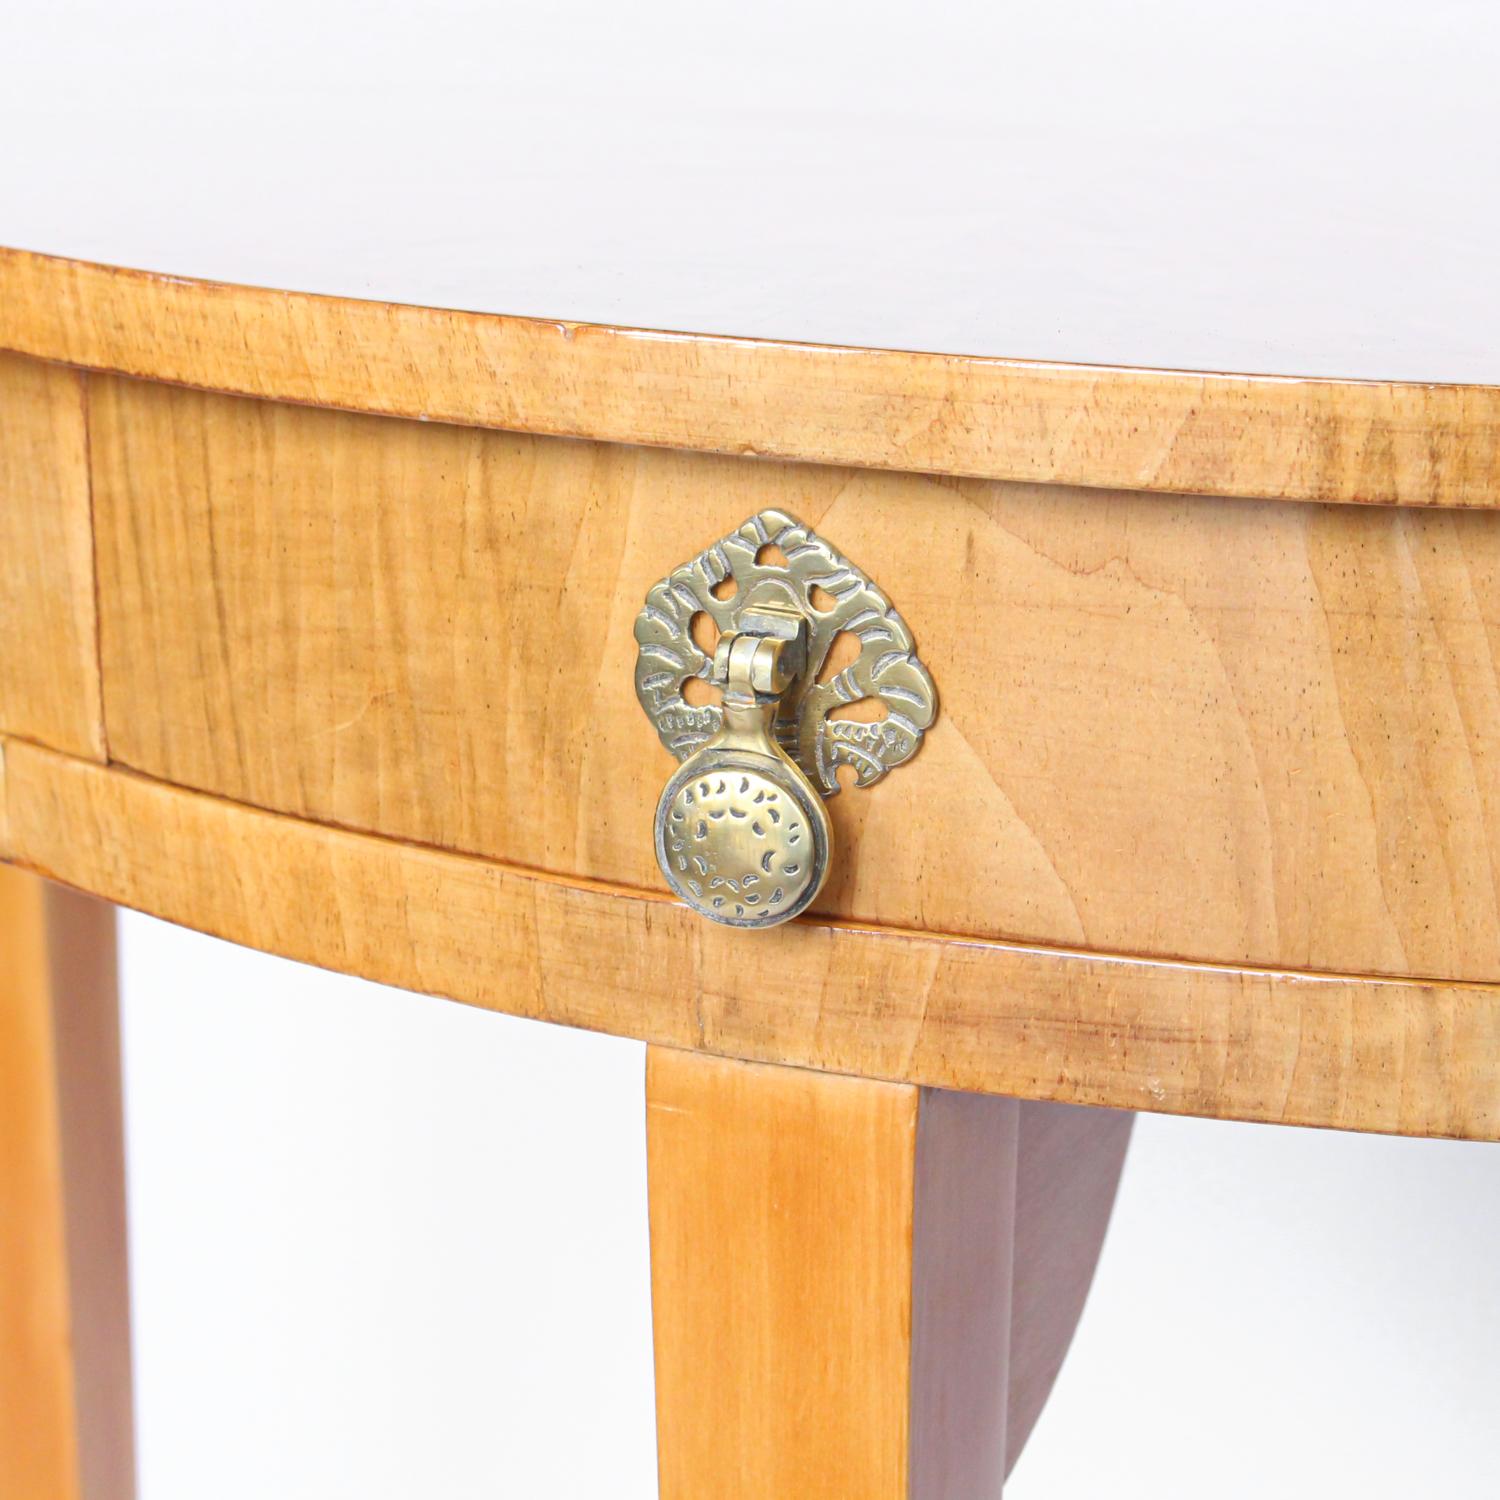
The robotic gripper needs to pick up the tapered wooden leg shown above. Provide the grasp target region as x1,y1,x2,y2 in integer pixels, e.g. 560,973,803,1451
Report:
1005,1099,1134,1471
646,1048,1131,1499
0,867,135,1500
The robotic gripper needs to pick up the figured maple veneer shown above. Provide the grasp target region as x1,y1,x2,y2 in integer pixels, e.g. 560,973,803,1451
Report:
5,738,1494,1134
4,250,1500,508
3,739,1497,1140
90,373,1500,982
0,352,103,761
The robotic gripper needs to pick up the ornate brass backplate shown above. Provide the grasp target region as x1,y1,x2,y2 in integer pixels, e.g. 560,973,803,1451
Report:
634,509,937,929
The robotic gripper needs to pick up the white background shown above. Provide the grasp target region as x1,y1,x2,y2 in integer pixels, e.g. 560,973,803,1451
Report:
121,913,1500,1499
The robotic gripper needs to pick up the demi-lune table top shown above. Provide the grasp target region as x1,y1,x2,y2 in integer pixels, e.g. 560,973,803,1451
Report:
4,0,1498,384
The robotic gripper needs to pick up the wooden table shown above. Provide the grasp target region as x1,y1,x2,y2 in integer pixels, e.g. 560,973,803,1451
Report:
3,6,1499,1494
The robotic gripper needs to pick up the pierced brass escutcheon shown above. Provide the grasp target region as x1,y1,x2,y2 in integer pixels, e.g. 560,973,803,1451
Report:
634,510,937,930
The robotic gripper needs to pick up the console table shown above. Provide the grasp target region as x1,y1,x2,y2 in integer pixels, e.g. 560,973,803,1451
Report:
3,6,1498,1494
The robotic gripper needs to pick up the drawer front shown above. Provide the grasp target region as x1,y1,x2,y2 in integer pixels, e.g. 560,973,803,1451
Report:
90,372,1500,982
0,352,102,761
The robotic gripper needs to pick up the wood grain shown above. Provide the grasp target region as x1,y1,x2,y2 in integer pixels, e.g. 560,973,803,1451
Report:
89,373,1500,982
0,351,104,760
5,737,1496,1139
4,249,1499,507
647,1050,922,1497
647,1049,1021,1499
0,866,77,1499
0,865,133,1500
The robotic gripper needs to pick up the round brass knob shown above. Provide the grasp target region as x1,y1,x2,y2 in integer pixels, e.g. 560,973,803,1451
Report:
654,747,831,929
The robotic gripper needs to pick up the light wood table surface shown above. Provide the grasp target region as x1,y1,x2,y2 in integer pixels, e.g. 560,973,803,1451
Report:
3,5,1499,1493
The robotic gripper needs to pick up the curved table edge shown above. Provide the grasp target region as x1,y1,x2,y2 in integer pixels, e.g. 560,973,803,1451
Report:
2,248,1498,508
3,736,1494,1140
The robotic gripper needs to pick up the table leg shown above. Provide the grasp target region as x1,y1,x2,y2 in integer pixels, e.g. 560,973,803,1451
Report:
1006,1099,1134,1471
0,867,135,1500
647,1047,1131,1498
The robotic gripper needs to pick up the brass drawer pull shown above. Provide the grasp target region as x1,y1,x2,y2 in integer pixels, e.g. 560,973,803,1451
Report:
634,510,937,928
